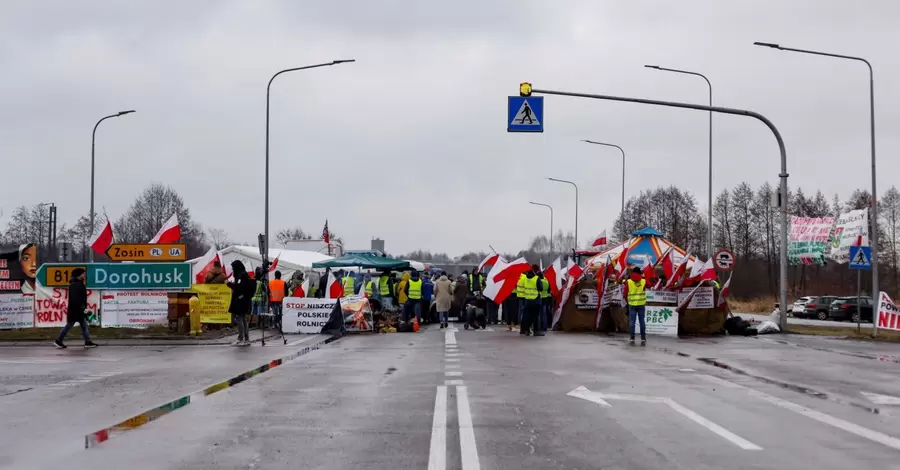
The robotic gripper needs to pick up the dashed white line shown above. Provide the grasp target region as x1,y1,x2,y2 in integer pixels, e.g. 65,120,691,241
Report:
428,386,447,470
457,385,481,470
445,364,461,369
445,371,463,377
445,358,460,362
445,380,465,386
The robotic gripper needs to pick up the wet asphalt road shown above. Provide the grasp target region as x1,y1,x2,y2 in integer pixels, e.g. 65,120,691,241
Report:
4,328,900,469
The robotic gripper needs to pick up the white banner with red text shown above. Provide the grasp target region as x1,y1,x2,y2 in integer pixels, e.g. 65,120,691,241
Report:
34,283,100,327
101,290,169,328
877,292,900,331
0,293,34,329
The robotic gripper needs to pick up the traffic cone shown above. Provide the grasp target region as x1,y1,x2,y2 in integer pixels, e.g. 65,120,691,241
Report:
413,315,420,332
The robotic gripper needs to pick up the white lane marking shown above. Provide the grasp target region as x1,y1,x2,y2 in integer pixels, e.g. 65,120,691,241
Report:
445,330,457,346
445,380,465,385
861,391,900,405
286,336,322,347
445,358,460,362
700,374,900,452
567,386,761,450
445,371,463,377
445,364,461,369
445,353,464,357
663,398,762,450
428,386,447,470
456,385,481,470
678,368,696,372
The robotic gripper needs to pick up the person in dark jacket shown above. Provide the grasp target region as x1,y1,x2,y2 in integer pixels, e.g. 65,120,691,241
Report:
316,268,330,298
54,268,97,349
227,260,256,346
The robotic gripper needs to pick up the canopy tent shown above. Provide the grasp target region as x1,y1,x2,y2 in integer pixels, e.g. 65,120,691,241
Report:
312,253,410,271
190,245,333,281
584,227,697,269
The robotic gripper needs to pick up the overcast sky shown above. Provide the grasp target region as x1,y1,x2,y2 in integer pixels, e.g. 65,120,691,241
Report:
2,0,898,256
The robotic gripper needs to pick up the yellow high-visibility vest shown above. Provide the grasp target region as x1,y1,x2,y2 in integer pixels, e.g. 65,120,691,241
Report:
379,276,391,295
521,276,539,300
407,279,423,300
540,278,551,298
626,279,647,306
365,281,374,297
516,274,525,298
342,276,355,294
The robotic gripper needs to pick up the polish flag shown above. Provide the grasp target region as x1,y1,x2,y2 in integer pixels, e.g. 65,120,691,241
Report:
268,253,280,272
90,219,114,256
716,273,732,307
591,230,608,247
543,256,563,297
149,213,181,244
326,271,344,298
478,253,502,273
616,241,631,272
551,260,583,329
661,249,676,280
685,256,705,283
566,257,584,282
699,258,718,281
193,246,218,283
665,251,691,289
484,257,531,304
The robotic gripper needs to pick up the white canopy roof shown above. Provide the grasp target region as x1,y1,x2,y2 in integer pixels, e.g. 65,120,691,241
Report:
190,245,333,280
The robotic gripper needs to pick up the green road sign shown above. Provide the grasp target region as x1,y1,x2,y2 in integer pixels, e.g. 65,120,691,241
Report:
37,262,191,290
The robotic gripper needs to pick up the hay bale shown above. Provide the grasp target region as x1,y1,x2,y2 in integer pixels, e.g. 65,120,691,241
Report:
679,306,727,335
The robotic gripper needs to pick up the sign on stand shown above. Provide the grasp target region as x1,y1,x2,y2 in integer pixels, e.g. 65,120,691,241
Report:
643,306,679,336
877,292,900,332
189,284,233,324
677,287,714,309
283,298,337,334
341,295,374,332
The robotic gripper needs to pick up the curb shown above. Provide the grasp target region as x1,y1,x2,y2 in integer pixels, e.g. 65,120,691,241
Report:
83,334,341,448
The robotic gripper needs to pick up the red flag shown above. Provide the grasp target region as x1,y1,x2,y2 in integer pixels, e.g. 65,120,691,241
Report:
193,246,217,283
566,257,584,281
616,241,631,272
543,256,563,297
665,251,691,289
149,213,181,244
268,253,280,272
484,257,531,304
478,253,501,273
322,220,330,244
716,273,732,307
662,249,675,280
326,271,343,298
699,258,718,281
90,219,114,256
591,230,608,247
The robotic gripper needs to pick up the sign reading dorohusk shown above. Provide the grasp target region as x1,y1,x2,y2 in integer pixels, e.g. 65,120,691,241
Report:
574,288,598,310
646,290,677,304
788,216,834,265
282,297,337,334
677,286,714,309
830,209,868,264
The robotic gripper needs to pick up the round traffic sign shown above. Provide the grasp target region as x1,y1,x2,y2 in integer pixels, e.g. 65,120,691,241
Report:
714,249,735,271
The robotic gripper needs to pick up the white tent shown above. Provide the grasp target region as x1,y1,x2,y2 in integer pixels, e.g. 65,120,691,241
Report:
191,245,333,281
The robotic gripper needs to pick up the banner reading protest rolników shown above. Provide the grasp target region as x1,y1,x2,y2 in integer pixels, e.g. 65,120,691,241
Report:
0,244,38,295
877,292,900,332
788,216,835,265
830,209,868,264
101,291,169,328
189,284,232,323
282,297,337,334
0,293,34,328
34,283,100,328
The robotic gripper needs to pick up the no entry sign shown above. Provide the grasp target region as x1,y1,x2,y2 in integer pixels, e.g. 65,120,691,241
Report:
714,249,735,271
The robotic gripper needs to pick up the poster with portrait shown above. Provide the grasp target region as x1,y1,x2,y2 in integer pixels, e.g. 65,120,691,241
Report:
0,244,38,294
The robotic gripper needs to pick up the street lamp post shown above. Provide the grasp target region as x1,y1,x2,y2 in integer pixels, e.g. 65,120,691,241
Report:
581,140,626,223
645,65,713,259
754,41,879,336
547,178,579,250
90,110,135,261
529,201,554,253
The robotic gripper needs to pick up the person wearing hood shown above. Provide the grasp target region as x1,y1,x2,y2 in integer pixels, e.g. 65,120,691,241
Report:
421,272,434,322
518,264,544,337
53,268,98,349
227,260,256,346
434,272,452,328
403,270,423,323
397,271,410,307
623,266,647,346
288,271,305,297
204,260,227,284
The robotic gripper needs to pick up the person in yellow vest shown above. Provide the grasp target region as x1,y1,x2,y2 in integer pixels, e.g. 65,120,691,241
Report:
268,271,287,330
377,272,394,310
623,266,647,346
403,270,423,323
362,274,373,298
341,271,355,297
518,265,543,337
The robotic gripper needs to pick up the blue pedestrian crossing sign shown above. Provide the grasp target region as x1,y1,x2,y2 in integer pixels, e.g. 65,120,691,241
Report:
849,245,872,270
508,96,543,132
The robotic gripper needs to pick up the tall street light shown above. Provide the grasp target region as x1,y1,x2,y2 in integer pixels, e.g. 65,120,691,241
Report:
754,41,879,336
264,59,355,265
529,201,554,252
581,140,626,223
90,110,135,261
645,65,713,259
547,178,578,250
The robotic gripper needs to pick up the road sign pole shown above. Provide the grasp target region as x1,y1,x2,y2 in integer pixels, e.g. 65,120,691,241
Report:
857,269,862,333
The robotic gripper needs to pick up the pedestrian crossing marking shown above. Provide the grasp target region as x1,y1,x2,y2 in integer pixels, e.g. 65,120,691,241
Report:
510,99,541,126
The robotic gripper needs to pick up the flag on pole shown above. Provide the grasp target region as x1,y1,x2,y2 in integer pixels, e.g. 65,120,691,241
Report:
484,257,531,304
591,230,608,247
665,251,691,289
699,258,718,281
716,273,733,307
90,219,114,256
326,271,343,298
149,213,181,244
543,256,563,297
269,253,280,272
322,221,330,244
478,253,502,273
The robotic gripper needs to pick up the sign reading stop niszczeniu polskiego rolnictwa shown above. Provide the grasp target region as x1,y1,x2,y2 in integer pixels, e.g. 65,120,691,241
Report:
36,263,191,290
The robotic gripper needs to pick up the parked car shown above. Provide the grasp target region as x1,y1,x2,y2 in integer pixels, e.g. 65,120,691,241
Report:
829,296,874,323
800,296,839,320
791,296,814,316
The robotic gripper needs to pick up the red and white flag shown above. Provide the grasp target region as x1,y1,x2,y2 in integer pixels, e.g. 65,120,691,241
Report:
193,246,217,283
322,220,330,244
699,258,718,281
484,257,531,304
566,257,584,282
665,251,691,289
686,257,705,281
326,271,343,298
293,278,310,297
268,253,280,272
616,240,632,273
478,253,502,273
661,249,676,280
543,256,563,297
90,219,114,256
716,273,732,307
591,230,608,247
149,213,181,244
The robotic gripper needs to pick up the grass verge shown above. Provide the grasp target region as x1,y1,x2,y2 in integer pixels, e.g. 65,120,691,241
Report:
729,296,778,313
786,324,900,343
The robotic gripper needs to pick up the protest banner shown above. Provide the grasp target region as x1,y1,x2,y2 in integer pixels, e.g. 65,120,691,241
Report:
34,283,100,327
601,283,624,308
788,216,835,265
101,291,169,328
574,288,598,310
189,284,232,324
0,244,38,294
830,209,868,264
341,295,374,332
0,293,34,328
644,306,679,337
877,292,900,332
646,289,678,304
282,297,337,334
678,286,714,309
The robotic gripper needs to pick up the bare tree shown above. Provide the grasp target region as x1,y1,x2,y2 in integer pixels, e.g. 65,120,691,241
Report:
207,227,231,250
276,227,311,247
880,187,900,294
114,184,207,257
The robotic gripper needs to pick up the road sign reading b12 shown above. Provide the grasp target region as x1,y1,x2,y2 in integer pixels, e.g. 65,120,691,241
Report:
714,249,735,271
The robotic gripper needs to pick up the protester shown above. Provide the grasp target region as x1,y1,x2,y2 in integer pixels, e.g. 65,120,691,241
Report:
536,269,550,332
53,268,98,349
341,270,355,297
517,265,544,336
269,270,286,330
227,261,255,346
204,260,227,284
422,272,434,322
623,266,647,346
503,279,518,331
397,271,410,308
288,271,305,297
251,266,266,320
434,272,452,328
403,270,423,323
378,272,394,310
317,268,330,298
